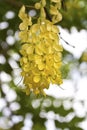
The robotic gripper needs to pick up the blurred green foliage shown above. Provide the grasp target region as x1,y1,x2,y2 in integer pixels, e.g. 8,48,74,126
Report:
0,0,87,130
60,0,87,30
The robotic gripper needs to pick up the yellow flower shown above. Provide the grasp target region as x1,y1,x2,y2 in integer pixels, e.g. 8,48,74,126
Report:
19,5,63,95
33,75,41,83
35,2,41,9
52,13,62,23
49,0,62,23
18,6,27,20
50,5,58,15
18,6,32,30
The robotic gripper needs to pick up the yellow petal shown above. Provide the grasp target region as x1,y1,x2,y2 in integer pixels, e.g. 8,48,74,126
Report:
35,46,43,55
55,2,61,9
23,64,30,72
54,62,62,68
52,13,62,23
19,31,28,42
28,54,34,61
52,25,59,34
42,0,46,7
22,57,28,63
35,55,42,64
18,5,27,20
49,32,57,40
40,24,46,33
46,23,52,31
19,22,28,30
33,75,41,83
34,89,40,95
35,2,41,9
26,46,34,55
21,44,29,50
38,63,45,70
31,24,39,34
53,44,63,52
54,53,61,62
50,5,58,15
32,68,40,75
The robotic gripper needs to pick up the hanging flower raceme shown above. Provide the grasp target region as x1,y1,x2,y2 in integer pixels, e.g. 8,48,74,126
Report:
50,0,62,23
18,1,63,95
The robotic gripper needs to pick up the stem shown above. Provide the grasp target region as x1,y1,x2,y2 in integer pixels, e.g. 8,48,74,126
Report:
25,5,35,9
40,0,46,20
5,0,35,9
5,0,23,8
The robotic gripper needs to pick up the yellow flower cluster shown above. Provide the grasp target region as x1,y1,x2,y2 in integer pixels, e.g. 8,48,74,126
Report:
18,1,63,95
50,0,62,23
35,0,62,24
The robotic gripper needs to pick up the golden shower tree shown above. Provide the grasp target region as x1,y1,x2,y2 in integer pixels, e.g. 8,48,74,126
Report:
0,0,87,130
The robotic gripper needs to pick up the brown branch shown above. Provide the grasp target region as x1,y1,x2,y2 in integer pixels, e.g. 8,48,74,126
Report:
5,0,35,10
5,0,23,8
